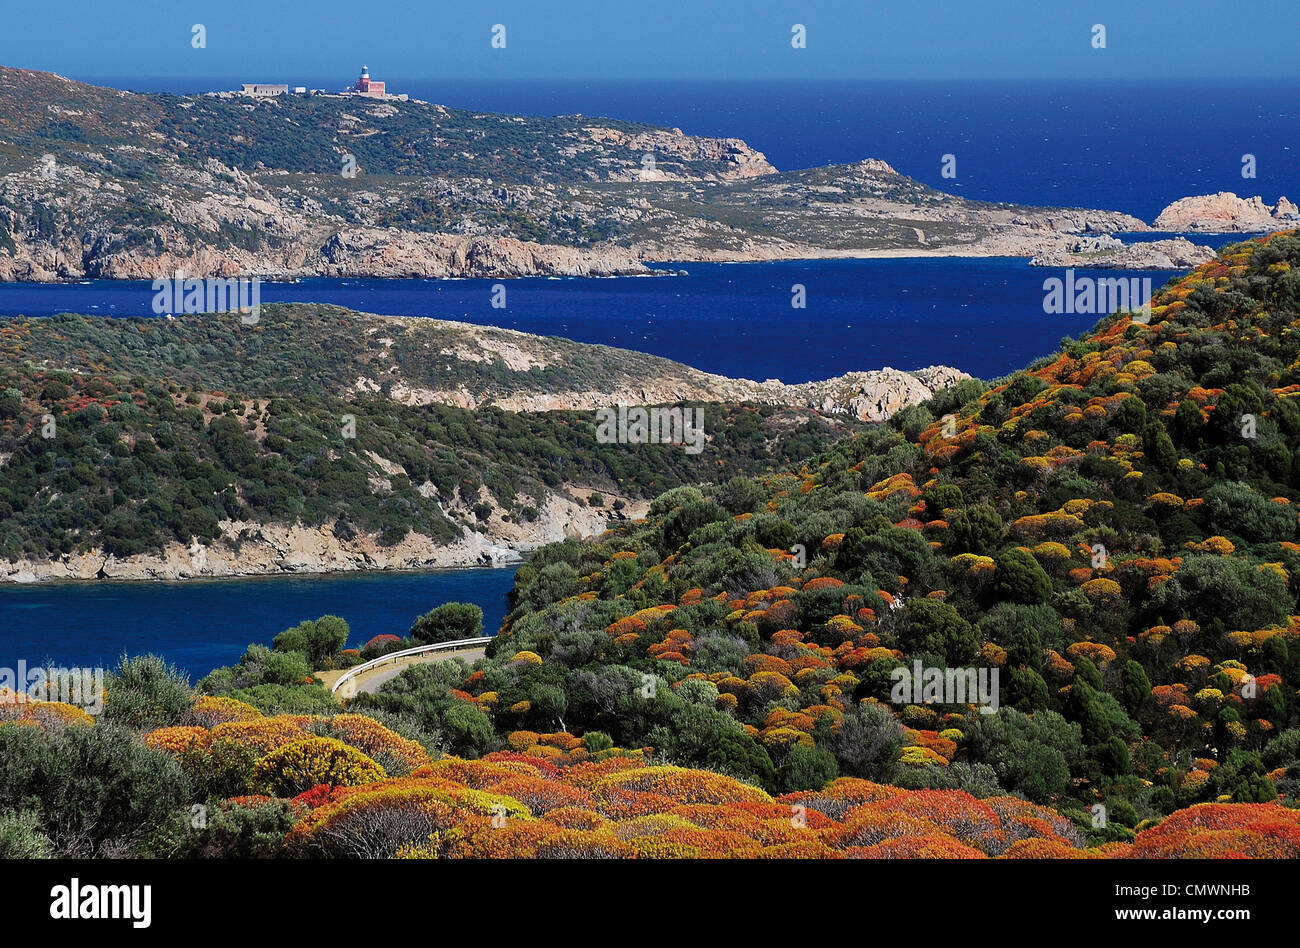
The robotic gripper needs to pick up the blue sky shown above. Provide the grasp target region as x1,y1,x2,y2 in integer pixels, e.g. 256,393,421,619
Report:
3,0,1296,79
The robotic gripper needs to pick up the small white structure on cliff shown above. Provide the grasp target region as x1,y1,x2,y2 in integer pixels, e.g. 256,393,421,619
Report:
239,83,289,97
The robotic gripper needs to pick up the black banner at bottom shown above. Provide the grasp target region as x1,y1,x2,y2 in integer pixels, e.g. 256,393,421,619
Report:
0,857,1278,935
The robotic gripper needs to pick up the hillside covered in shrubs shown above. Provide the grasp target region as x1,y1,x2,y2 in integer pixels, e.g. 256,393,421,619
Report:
0,306,859,563
4,654,1299,858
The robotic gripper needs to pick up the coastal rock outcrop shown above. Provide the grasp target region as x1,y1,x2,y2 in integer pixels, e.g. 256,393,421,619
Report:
359,355,971,424
582,126,776,180
1153,192,1299,232
750,366,971,422
1028,236,1216,270
313,230,649,279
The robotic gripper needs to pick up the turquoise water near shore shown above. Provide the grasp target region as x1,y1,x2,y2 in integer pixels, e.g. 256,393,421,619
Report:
0,567,518,679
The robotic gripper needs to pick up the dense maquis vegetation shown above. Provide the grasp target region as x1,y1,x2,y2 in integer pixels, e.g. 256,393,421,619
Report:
5,648,1299,858
465,233,1300,829
0,304,721,403
4,234,1300,859
0,307,856,560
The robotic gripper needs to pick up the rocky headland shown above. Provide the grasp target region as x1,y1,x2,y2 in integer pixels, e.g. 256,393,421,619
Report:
0,67,1162,281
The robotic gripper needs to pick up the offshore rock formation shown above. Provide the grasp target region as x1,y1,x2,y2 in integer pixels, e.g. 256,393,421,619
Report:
1153,192,1299,232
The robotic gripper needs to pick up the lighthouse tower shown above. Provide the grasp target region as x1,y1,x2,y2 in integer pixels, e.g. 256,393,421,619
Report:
351,65,385,95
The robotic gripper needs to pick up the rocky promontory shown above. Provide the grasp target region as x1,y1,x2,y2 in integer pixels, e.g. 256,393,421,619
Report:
0,227,654,283
0,67,1164,281
393,363,969,423
0,304,970,583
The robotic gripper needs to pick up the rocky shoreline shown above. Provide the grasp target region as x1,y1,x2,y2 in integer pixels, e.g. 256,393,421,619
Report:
3,227,1218,284
0,228,658,283
0,219,1174,284
0,530,523,584
9,181,1284,283
2,492,650,584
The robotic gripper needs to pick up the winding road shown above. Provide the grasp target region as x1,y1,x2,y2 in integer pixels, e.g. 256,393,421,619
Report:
318,640,490,699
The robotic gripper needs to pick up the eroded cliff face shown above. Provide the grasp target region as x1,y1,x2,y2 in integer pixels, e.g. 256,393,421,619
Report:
1153,192,1299,232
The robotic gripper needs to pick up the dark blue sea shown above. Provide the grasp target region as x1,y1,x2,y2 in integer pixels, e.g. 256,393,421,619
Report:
0,258,1186,384
0,567,518,678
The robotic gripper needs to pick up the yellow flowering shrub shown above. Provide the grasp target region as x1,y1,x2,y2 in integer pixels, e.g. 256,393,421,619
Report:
253,736,387,796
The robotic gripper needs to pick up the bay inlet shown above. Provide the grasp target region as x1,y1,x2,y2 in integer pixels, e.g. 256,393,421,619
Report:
0,566,519,678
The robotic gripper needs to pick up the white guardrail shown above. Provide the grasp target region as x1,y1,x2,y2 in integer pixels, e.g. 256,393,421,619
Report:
330,636,492,696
